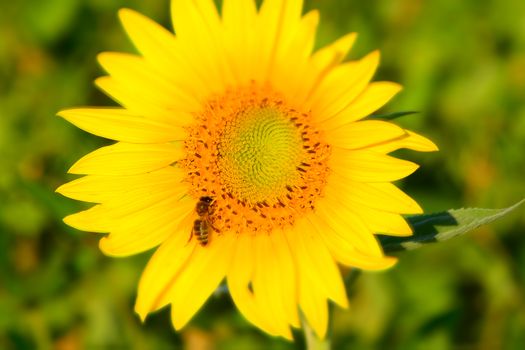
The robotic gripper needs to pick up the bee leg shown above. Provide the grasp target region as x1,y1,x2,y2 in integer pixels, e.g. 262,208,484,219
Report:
209,222,221,234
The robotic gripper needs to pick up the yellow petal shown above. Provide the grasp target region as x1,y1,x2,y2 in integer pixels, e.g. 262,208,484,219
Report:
252,233,293,340
118,8,176,62
56,167,185,204
135,231,196,320
269,232,300,328
314,197,384,257
99,198,194,257
63,172,189,237
221,0,258,82
329,179,423,214
311,32,358,71
58,108,187,143
294,32,358,104
370,130,439,154
325,120,406,149
289,221,348,308
329,149,419,183
97,52,199,122
364,182,423,214
351,206,413,237
322,185,413,236
68,142,183,176
299,282,328,339
95,76,195,125
281,10,319,63
63,205,110,233
227,234,283,337
171,0,221,39
100,173,187,214
322,82,403,129
285,226,328,339
307,214,397,270
310,51,380,121
97,182,188,224
167,234,235,330
256,0,303,81
171,0,233,89
118,8,211,101
272,10,320,103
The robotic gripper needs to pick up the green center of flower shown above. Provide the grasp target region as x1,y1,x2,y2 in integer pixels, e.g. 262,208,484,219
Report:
217,107,305,203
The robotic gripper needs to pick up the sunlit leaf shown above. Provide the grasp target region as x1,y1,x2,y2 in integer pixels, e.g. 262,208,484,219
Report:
379,199,524,252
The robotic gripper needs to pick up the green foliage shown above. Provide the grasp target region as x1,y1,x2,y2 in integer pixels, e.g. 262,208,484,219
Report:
0,0,524,349
380,200,525,252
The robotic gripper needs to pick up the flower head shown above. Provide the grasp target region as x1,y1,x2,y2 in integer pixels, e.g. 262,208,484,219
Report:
57,0,437,340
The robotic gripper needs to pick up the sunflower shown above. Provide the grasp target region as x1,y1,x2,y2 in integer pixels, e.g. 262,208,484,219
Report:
57,0,437,340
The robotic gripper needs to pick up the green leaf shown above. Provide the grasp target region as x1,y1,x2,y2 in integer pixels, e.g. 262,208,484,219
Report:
368,110,419,121
379,199,524,253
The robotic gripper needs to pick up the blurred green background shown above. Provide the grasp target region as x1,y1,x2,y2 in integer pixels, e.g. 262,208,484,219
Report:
1,0,524,349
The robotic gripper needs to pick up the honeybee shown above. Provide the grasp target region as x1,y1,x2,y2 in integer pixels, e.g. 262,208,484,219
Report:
190,196,214,246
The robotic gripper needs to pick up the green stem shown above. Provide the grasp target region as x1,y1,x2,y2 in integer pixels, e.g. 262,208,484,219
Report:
301,314,331,350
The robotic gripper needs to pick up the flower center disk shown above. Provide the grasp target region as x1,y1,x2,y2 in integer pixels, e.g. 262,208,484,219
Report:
181,85,331,234
218,107,304,204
